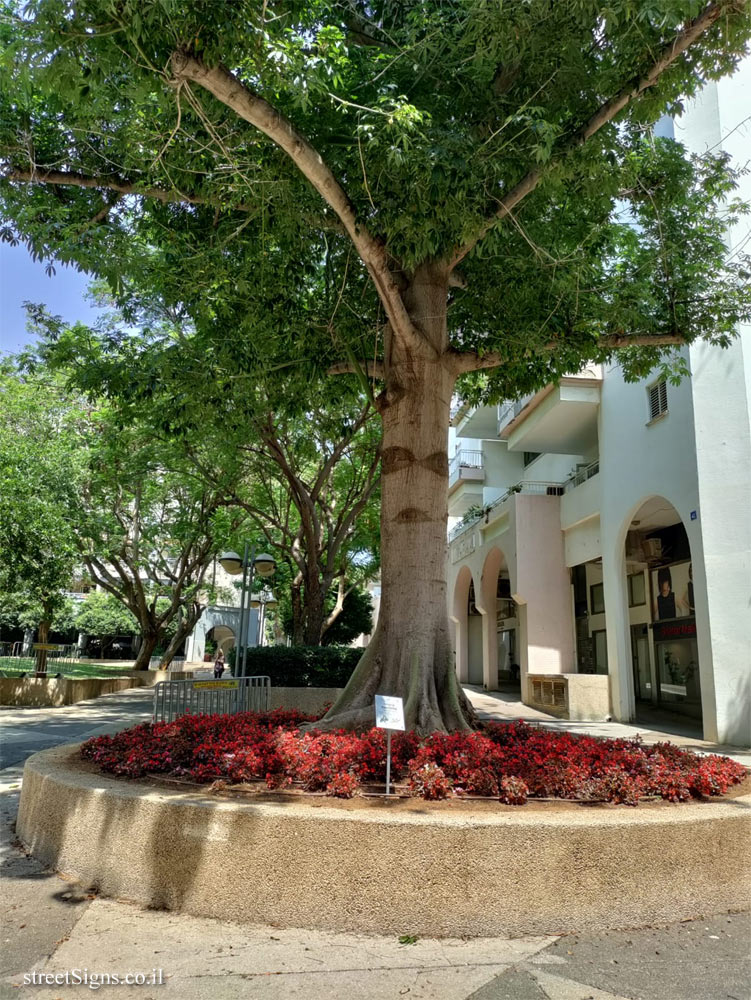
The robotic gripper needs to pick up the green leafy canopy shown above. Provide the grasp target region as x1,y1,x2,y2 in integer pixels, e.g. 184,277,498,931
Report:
0,1,749,403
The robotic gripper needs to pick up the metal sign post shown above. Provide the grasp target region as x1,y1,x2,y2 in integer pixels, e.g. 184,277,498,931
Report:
374,695,405,796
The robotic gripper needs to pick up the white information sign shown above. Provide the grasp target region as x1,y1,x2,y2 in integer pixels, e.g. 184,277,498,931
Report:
375,694,405,731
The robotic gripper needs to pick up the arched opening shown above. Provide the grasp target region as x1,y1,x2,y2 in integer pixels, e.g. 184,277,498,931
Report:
206,624,236,657
450,566,473,684
480,546,517,692
622,497,702,732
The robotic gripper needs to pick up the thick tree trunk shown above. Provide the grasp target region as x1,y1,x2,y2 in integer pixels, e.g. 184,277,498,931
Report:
303,577,325,646
158,610,201,669
133,631,160,671
314,266,475,733
291,578,305,645
35,617,51,676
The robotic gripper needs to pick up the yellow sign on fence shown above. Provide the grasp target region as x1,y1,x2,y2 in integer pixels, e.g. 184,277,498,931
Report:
32,644,61,652
192,679,239,691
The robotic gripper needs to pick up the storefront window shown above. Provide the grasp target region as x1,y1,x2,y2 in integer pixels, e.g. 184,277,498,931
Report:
590,583,605,614
592,629,608,674
627,572,646,607
655,637,701,719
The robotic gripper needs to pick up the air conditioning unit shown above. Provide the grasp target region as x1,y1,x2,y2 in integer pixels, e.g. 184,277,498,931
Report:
641,538,662,560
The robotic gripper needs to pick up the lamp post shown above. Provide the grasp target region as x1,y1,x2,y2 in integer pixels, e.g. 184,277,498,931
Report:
218,547,276,677
250,590,279,648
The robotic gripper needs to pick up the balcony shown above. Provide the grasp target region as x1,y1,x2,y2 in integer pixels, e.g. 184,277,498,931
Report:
499,367,603,455
449,479,565,544
560,461,601,530
496,395,534,435
448,450,485,516
564,460,600,491
452,404,499,440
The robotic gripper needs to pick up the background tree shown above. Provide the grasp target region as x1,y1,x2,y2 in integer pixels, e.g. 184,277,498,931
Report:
227,399,380,645
0,591,77,646
0,369,83,673
3,351,245,670
2,1,750,726
74,590,137,657
29,301,382,649
75,591,138,638
74,409,243,670
321,588,374,647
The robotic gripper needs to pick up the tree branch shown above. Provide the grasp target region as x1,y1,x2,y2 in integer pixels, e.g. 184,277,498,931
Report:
328,359,385,378
170,52,428,358
2,167,255,211
450,333,688,374
450,1,731,269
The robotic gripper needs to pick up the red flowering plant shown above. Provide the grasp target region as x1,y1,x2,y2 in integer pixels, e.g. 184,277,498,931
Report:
80,714,746,806
326,772,361,798
407,761,453,800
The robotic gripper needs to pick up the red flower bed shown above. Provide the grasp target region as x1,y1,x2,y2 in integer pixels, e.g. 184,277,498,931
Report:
80,712,746,806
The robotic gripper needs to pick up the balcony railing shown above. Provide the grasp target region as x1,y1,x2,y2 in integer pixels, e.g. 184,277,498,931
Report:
449,449,484,478
497,394,533,434
449,480,565,542
564,460,600,492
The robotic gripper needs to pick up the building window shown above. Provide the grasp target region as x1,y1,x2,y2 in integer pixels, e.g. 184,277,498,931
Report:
647,378,668,421
523,451,541,466
590,582,605,615
627,572,646,607
593,630,608,674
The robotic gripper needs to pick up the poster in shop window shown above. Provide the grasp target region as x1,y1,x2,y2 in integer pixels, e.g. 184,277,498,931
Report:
651,560,693,621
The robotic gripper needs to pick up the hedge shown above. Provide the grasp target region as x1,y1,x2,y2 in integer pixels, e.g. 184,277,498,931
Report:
231,644,361,687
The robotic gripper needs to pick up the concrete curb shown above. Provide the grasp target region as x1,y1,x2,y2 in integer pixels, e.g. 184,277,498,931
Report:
17,744,751,938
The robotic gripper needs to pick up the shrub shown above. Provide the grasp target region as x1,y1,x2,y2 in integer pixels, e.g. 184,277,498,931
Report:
326,772,360,798
499,776,528,805
407,762,453,800
577,768,646,806
80,716,746,807
234,644,361,687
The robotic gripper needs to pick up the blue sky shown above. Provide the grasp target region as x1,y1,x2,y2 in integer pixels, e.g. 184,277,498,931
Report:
0,241,103,356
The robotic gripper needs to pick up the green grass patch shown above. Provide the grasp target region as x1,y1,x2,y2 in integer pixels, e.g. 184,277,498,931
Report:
0,657,135,679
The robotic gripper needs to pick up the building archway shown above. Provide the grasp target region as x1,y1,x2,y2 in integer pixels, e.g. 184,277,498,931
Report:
609,495,702,732
478,546,515,691
206,625,236,656
450,566,474,684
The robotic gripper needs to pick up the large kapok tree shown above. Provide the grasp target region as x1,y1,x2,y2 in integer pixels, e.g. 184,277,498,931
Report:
1,1,750,730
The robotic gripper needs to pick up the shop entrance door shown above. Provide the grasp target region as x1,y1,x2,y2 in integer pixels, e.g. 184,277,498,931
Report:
631,624,652,702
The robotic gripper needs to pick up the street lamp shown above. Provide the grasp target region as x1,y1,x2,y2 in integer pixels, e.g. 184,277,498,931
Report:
250,590,279,647
218,547,276,676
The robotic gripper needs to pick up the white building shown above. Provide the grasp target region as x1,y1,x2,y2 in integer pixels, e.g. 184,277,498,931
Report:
447,67,751,748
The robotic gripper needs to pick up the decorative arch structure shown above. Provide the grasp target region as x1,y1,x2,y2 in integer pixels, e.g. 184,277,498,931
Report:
450,565,474,684
604,494,704,730
477,546,509,691
206,624,236,654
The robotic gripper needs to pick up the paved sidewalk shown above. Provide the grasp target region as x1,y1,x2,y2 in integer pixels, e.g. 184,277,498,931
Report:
465,686,751,767
1,685,749,999
0,687,154,769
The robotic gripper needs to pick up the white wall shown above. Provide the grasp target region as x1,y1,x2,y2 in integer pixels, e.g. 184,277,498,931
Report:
674,63,751,745
480,440,524,504
521,452,583,485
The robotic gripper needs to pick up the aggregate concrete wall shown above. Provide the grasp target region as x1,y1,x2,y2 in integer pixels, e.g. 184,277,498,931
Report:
0,675,150,707
267,687,344,715
17,745,751,939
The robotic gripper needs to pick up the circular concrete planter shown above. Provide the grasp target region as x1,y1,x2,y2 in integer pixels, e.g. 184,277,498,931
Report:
17,744,751,938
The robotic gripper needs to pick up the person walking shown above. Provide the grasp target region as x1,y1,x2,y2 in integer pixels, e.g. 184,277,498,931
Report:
213,648,226,679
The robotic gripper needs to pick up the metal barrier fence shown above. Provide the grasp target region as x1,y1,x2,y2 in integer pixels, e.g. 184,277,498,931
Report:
0,643,85,677
152,675,271,724
148,656,187,672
